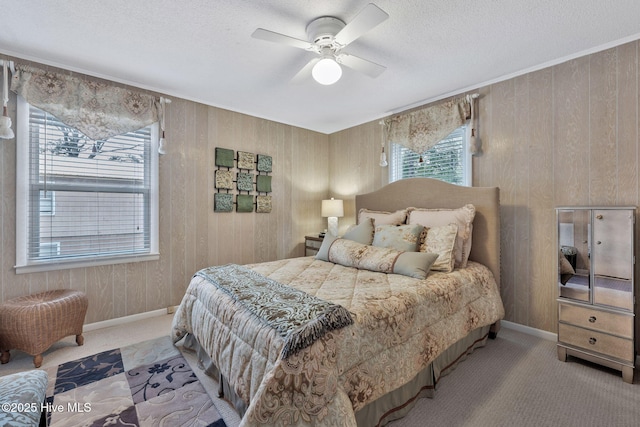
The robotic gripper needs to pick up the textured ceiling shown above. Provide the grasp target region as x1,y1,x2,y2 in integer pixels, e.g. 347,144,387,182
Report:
2,0,640,134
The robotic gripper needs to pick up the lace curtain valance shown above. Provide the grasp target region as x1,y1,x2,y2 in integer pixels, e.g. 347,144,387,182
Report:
11,64,160,141
383,96,472,155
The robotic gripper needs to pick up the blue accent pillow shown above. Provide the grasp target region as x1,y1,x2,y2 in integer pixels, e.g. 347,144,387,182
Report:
372,224,424,252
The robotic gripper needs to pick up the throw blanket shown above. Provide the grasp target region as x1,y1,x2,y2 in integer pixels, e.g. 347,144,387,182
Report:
195,264,353,359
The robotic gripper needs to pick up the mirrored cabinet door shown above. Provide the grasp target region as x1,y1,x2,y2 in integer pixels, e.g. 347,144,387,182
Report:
557,208,591,303
592,209,634,311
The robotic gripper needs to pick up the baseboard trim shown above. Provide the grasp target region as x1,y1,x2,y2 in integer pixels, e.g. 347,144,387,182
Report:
501,320,557,342
85,311,557,341
85,309,558,340
83,307,173,332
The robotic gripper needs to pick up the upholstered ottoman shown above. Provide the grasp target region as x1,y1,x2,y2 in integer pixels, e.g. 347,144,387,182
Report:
0,369,48,426
0,289,88,368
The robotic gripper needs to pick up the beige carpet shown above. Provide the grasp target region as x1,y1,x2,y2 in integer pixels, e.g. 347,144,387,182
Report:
1,314,638,426
390,326,640,427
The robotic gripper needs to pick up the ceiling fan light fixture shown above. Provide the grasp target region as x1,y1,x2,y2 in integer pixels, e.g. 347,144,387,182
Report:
312,57,342,85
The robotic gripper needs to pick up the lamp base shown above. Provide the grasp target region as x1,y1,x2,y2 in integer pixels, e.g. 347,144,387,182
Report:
327,217,339,236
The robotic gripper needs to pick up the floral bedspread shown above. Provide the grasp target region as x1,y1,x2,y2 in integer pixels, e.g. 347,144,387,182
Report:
171,257,504,427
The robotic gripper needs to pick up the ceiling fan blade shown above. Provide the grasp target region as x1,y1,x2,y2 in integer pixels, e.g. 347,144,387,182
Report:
337,53,386,78
334,3,389,46
290,58,320,84
252,28,315,51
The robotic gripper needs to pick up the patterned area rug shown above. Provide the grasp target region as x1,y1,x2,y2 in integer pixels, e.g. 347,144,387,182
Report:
44,336,227,426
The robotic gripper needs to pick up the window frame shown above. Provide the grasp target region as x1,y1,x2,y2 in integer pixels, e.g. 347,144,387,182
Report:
15,96,160,274
389,124,471,186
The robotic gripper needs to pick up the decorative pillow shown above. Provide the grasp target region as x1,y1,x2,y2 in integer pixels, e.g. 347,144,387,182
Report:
407,204,476,268
327,238,438,279
372,224,423,252
316,218,375,260
343,217,375,245
358,208,407,226
419,224,458,272
559,249,575,275
393,251,439,279
316,233,339,261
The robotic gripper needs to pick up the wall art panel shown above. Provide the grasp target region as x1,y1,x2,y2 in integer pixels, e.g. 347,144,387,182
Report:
215,170,233,190
237,172,254,192
214,147,273,213
237,151,255,170
257,195,272,213
215,147,234,168
256,175,272,193
214,193,233,212
257,154,272,172
237,194,254,212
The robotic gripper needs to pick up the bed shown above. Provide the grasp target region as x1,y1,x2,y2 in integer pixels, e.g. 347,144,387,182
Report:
171,178,504,427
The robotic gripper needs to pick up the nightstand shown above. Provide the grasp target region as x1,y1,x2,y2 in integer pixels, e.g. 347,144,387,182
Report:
305,235,324,256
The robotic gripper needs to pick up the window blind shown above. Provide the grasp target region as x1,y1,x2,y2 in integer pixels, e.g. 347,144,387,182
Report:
390,126,468,185
26,105,152,263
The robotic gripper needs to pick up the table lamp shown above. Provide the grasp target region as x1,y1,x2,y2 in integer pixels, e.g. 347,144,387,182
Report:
321,198,344,236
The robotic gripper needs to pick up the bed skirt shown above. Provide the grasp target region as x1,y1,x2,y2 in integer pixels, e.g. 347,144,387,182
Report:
181,324,491,427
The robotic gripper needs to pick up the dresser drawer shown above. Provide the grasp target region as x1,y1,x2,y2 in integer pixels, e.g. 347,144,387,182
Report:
559,303,633,338
558,323,634,363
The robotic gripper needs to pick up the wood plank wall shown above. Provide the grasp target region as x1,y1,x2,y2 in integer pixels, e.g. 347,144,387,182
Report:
331,40,640,340
328,121,389,235
0,64,329,323
2,40,639,337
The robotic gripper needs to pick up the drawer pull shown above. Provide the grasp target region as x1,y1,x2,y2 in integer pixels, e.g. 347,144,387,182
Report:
588,316,596,323
596,214,603,220
596,241,602,245
589,337,597,345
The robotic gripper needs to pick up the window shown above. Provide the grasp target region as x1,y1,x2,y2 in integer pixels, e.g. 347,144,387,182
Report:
16,97,159,273
389,125,471,186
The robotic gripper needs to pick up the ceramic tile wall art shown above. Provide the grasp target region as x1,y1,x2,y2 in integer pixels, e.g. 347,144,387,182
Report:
256,195,272,213
215,170,233,190
215,147,235,168
256,175,271,193
214,193,233,212
257,154,272,173
237,172,254,192
236,194,254,212
255,154,272,213
237,151,255,170
214,148,235,212
214,148,272,213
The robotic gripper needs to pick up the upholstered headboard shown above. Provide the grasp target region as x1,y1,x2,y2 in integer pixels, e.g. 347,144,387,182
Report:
355,178,501,289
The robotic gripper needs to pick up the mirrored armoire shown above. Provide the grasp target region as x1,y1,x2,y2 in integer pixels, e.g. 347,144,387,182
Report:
556,207,636,383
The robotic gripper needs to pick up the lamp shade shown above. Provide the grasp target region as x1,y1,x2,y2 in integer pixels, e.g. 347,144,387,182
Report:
322,198,344,218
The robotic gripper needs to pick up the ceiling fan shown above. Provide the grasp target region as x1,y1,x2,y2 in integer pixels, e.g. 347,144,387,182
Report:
251,3,389,85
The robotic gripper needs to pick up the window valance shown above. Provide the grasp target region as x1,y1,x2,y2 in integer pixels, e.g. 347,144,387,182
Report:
383,96,472,155
11,64,160,141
